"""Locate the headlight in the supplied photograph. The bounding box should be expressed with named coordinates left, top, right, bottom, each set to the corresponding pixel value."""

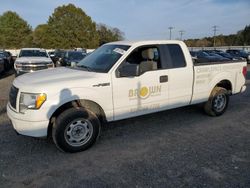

left=248, top=55, right=250, bottom=60
left=14, top=62, right=22, bottom=70
left=19, top=93, right=46, bottom=113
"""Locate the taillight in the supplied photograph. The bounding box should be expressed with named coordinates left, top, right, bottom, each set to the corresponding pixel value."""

left=242, top=66, right=247, bottom=78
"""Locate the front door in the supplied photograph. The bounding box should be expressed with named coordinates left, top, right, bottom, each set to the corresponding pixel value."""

left=111, top=46, right=169, bottom=120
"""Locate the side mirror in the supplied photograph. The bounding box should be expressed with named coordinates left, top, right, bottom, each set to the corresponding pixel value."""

left=118, top=64, right=139, bottom=77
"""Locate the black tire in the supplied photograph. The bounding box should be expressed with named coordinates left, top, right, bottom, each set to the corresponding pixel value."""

left=52, top=107, right=101, bottom=153
left=204, top=87, right=229, bottom=116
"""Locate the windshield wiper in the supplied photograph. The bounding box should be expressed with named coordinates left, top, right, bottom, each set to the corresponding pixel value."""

left=77, top=64, right=92, bottom=71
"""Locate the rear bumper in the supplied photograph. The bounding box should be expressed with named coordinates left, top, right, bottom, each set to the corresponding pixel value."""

left=7, top=103, right=49, bottom=137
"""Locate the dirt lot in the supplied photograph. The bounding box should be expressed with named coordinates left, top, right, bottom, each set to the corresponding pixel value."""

left=0, top=66, right=250, bottom=187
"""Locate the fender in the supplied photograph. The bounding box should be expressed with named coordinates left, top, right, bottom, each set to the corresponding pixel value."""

left=208, top=71, right=234, bottom=95
left=44, top=87, right=113, bottom=122
left=191, top=70, right=234, bottom=105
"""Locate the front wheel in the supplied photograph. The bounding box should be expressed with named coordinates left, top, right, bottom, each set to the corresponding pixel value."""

left=204, top=87, right=229, bottom=116
left=52, top=107, right=101, bottom=153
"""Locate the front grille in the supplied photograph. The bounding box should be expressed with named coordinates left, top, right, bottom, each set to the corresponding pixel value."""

left=16, top=63, right=51, bottom=72
left=9, top=85, right=19, bottom=109
left=21, top=65, right=48, bottom=71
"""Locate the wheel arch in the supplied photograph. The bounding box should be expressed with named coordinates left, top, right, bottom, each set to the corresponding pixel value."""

left=47, top=99, right=107, bottom=137
left=214, top=79, right=232, bottom=94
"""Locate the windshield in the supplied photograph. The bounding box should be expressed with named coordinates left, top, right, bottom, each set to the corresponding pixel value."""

left=67, top=52, right=86, bottom=60
left=55, top=51, right=65, bottom=57
left=77, top=44, right=130, bottom=73
left=19, top=50, right=48, bottom=57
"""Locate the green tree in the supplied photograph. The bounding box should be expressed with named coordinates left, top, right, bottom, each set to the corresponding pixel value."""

left=224, top=35, right=237, bottom=46
left=46, top=4, right=99, bottom=49
left=33, top=24, right=51, bottom=48
left=97, top=24, right=124, bottom=45
left=195, top=38, right=212, bottom=47
left=111, top=27, right=124, bottom=41
left=0, top=11, right=32, bottom=48
left=240, top=25, right=250, bottom=45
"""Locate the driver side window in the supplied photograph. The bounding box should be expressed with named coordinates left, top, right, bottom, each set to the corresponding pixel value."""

left=117, top=46, right=160, bottom=77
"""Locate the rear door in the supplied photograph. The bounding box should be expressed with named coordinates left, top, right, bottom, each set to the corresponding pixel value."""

left=159, top=44, right=193, bottom=108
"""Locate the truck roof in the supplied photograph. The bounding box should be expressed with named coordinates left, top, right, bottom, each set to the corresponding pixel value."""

left=107, top=40, right=184, bottom=46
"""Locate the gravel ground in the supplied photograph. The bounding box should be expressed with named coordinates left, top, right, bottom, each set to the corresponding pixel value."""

left=0, top=66, right=249, bottom=188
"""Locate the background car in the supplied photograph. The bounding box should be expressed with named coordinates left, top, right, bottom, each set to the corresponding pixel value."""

left=226, top=49, right=250, bottom=63
left=201, top=50, right=231, bottom=61
left=190, top=51, right=197, bottom=57
left=50, top=49, right=65, bottom=65
left=191, top=50, right=230, bottom=63
left=48, top=51, right=55, bottom=58
left=0, top=55, right=5, bottom=74
left=14, top=48, right=54, bottom=76
left=57, top=50, right=86, bottom=66
left=211, top=50, right=242, bottom=60
left=0, top=50, right=14, bottom=70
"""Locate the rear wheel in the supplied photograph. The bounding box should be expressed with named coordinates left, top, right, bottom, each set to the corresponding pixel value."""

left=204, top=87, right=229, bottom=116
left=52, top=107, right=101, bottom=153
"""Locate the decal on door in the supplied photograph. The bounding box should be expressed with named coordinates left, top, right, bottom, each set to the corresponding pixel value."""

left=128, top=85, right=161, bottom=100
left=130, top=103, right=161, bottom=113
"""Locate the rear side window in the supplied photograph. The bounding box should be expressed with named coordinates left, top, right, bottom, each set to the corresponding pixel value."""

left=168, top=44, right=186, bottom=68
left=160, top=44, right=186, bottom=69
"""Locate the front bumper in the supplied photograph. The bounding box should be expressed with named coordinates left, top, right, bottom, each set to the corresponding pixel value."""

left=7, top=103, right=49, bottom=137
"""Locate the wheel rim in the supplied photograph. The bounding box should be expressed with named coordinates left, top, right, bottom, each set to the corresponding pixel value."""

left=213, top=93, right=227, bottom=112
left=64, top=118, right=93, bottom=147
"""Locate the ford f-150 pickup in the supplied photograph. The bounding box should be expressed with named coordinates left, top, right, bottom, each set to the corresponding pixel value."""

left=7, top=40, right=247, bottom=152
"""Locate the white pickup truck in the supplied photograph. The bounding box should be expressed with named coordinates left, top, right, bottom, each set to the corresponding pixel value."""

left=7, top=40, right=247, bottom=152
left=14, top=48, right=54, bottom=76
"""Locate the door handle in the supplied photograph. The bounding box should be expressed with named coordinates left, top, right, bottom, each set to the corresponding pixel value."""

left=160, top=75, right=168, bottom=83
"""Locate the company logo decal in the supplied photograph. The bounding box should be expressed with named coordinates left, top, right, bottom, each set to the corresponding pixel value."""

left=129, top=85, right=161, bottom=99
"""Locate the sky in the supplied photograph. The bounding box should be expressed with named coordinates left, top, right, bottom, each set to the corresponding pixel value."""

left=0, top=0, right=249, bottom=40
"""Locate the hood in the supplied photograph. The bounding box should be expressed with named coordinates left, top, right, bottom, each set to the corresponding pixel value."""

left=13, top=67, right=109, bottom=92
left=15, top=57, right=52, bottom=63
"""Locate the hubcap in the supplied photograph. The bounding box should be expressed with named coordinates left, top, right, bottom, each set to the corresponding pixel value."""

left=64, top=118, right=93, bottom=147
left=213, top=94, right=226, bottom=112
